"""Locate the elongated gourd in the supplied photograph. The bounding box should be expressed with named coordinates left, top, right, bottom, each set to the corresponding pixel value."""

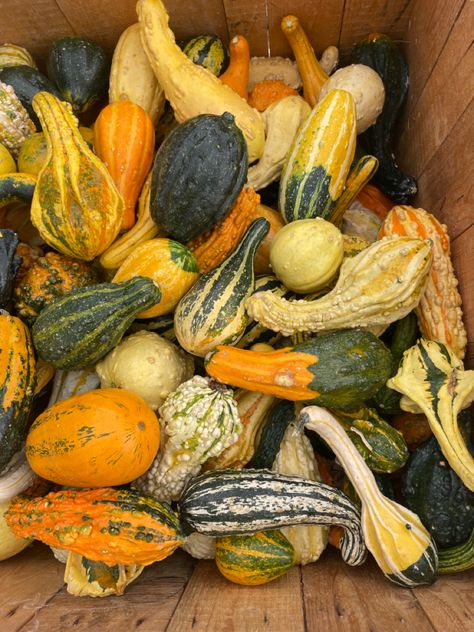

left=30, top=92, right=123, bottom=260
left=245, top=236, right=432, bottom=336
left=298, top=406, right=438, bottom=586
left=388, top=339, right=474, bottom=491
left=179, top=469, right=367, bottom=567
left=206, top=328, right=391, bottom=410
left=94, top=101, right=155, bottom=231
left=329, top=155, right=379, bottom=227
left=109, top=23, right=165, bottom=125
left=137, top=0, right=264, bottom=162
left=175, top=218, right=269, bottom=357
left=279, top=89, right=357, bottom=223
left=220, top=35, right=250, bottom=100
left=379, top=205, right=467, bottom=359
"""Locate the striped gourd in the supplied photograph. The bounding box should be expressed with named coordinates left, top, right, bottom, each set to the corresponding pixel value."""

left=279, top=89, right=356, bottom=223
left=215, top=529, right=295, bottom=585
left=174, top=218, right=269, bottom=357
left=129, top=313, right=176, bottom=341
left=181, top=35, right=229, bottom=76
left=0, top=44, right=37, bottom=69
left=32, top=277, right=161, bottom=370
left=438, top=529, right=474, bottom=575
left=298, top=406, right=438, bottom=586
left=0, top=314, right=36, bottom=474
left=379, top=205, right=467, bottom=359
left=273, top=423, right=329, bottom=565
left=245, top=236, right=432, bottom=336
left=248, top=400, right=295, bottom=469
left=179, top=469, right=367, bottom=567
left=331, top=407, right=408, bottom=473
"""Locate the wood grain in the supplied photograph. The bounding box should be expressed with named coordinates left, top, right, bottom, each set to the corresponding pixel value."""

left=166, top=560, right=306, bottom=632
left=398, top=0, right=474, bottom=180
left=222, top=0, right=269, bottom=56
left=450, top=226, right=474, bottom=369
left=302, top=549, right=435, bottom=632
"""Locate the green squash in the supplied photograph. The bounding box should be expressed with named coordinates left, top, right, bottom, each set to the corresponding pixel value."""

left=247, top=400, right=295, bottom=469
left=438, top=529, right=474, bottom=575
left=180, top=35, right=229, bottom=76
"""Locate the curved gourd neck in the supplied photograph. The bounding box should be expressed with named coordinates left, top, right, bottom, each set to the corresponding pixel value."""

left=230, top=218, right=269, bottom=264
left=33, top=93, right=84, bottom=158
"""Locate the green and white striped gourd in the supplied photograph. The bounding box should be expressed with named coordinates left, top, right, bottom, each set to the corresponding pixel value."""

left=32, top=277, right=161, bottom=370
left=298, top=406, right=438, bottom=586
left=174, top=217, right=269, bottom=357
left=388, top=339, right=474, bottom=491
left=246, top=236, right=432, bottom=336
left=273, top=423, right=329, bottom=565
left=134, top=376, right=242, bottom=502
left=0, top=81, right=35, bottom=156
left=179, top=469, right=367, bottom=567
left=279, top=89, right=356, bottom=223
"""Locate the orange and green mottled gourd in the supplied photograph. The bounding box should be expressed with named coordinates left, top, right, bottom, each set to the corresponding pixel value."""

left=379, top=205, right=467, bottom=359
left=0, top=314, right=36, bottom=473
left=94, top=101, right=155, bottom=231
left=25, top=388, right=160, bottom=487
left=30, top=91, right=124, bottom=261
left=5, top=487, right=184, bottom=566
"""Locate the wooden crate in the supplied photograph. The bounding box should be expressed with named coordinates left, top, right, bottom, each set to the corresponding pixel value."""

left=1, top=1, right=473, bottom=630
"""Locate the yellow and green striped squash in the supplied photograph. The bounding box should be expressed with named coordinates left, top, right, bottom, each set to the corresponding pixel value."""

left=279, top=88, right=357, bottom=223
left=181, top=35, right=229, bottom=76
left=215, top=529, right=295, bottom=585
left=113, top=238, right=199, bottom=318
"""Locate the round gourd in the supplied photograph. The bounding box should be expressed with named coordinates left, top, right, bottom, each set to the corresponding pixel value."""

left=181, top=35, right=229, bottom=76
left=269, top=218, right=344, bottom=292
left=96, top=331, right=194, bottom=411
left=112, top=238, right=199, bottom=318
left=25, top=388, right=160, bottom=488
left=319, top=65, right=385, bottom=134
left=0, top=143, right=16, bottom=174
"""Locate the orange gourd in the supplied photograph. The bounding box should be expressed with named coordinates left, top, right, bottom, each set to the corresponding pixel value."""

left=187, top=188, right=261, bottom=273
left=25, top=388, right=160, bottom=487
left=94, top=101, right=155, bottom=231
left=220, top=35, right=250, bottom=100
left=5, top=487, right=184, bottom=566
left=280, top=15, right=329, bottom=106
left=248, top=80, right=299, bottom=112
left=356, top=183, right=394, bottom=221
left=391, top=412, right=432, bottom=452
left=252, top=204, right=285, bottom=275
left=379, top=205, right=467, bottom=359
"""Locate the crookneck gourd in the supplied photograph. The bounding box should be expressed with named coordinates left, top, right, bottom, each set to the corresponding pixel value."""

left=5, top=487, right=184, bottom=566
left=245, top=236, right=432, bottom=336
left=134, top=376, right=242, bottom=502
left=379, top=205, right=467, bottom=359
left=388, top=339, right=474, bottom=491
left=179, top=469, right=367, bottom=567
left=298, top=406, right=438, bottom=586
left=30, top=91, right=124, bottom=260
left=205, top=328, right=392, bottom=410
left=175, top=217, right=269, bottom=357
left=0, top=314, right=36, bottom=474
left=136, top=0, right=264, bottom=162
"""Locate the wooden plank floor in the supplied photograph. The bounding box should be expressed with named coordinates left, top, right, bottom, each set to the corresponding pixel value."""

left=1, top=543, right=473, bottom=632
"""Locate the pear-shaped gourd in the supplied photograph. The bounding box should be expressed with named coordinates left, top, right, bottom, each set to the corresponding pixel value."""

left=298, top=406, right=438, bottom=587
left=174, top=218, right=269, bottom=357
left=136, top=0, right=264, bottom=162
left=30, top=92, right=124, bottom=261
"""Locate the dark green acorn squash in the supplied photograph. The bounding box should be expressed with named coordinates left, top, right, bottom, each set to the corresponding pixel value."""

left=150, top=112, right=248, bottom=242
left=402, top=433, right=474, bottom=548
left=351, top=33, right=417, bottom=203
left=0, top=65, right=61, bottom=128
left=0, top=229, right=20, bottom=308
left=47, top=37, right=109, bottom=113
left=180, top=35, right=229, bottom=76
left=32, top=277, right=161, bottom=370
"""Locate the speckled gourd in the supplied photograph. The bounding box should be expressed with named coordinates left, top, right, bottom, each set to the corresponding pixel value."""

left=0, top=80, right=35, bottom=156
left=245, top=236, right=432, bottom=336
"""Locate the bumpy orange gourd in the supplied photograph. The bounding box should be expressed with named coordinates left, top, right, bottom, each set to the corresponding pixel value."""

left=5, top=487, right=184, bottom=566
left=26, top=388, right=160, bottom=487
left=187, top=188, right=261, bottom=272
left=379, top=205, right=467, bottom=359
left=220, top=35, right=250, bottom=100
left=280, top=15, right=329, bottom=106
left=94, top=101, right=155, bottom=231
left=248, top=80, right=299, bottom=111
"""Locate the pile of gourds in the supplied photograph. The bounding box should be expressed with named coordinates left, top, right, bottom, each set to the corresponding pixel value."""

left=0, top=0, right=472, bottom=598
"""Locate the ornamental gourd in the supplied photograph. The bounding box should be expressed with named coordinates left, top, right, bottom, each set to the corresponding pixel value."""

left=6, top=487, right=184, bottom=566
left=245, top=236, right=432, bottom=336
left=26, top=388, right=160, bottom=487
left=64, top=552, right=144, bottom=598
left=298, top=406, right=438, bottom=586
left=0, top=229, right=20, bottom=308
left=137, top=0, right=264, bottom=162
left=0, top=80, right=35, bottom=156
left=30, top=91, right=124, bottom=260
